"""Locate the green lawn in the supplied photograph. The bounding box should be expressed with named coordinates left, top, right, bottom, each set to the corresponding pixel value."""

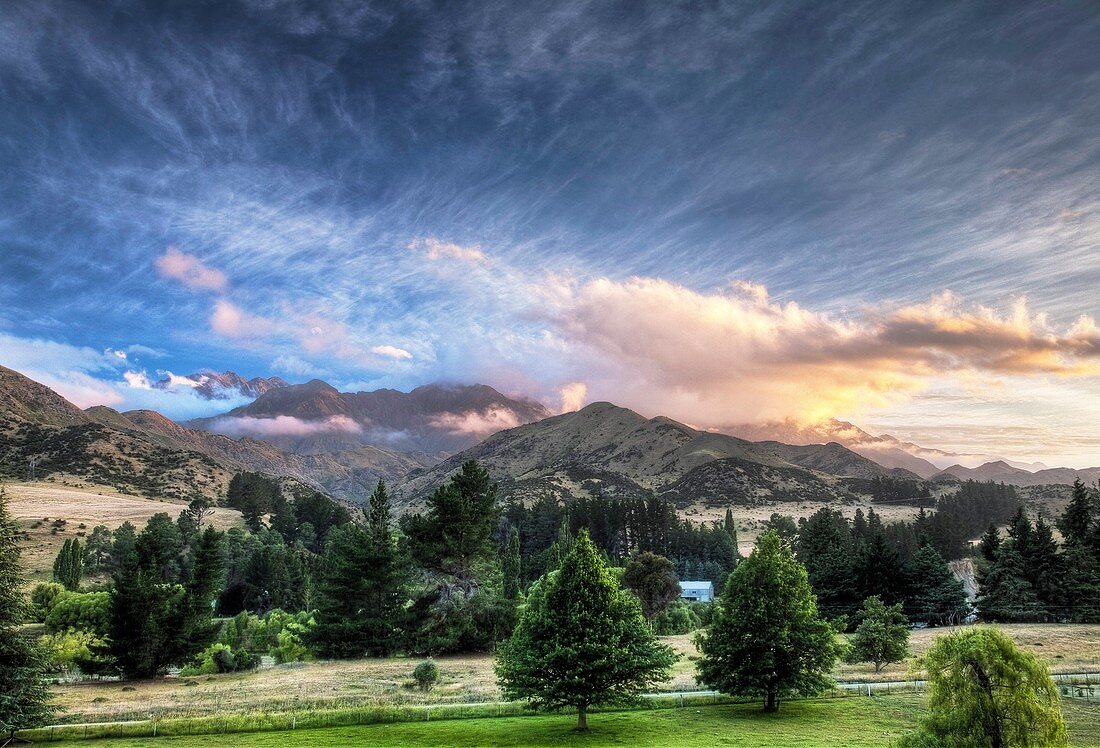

left=42, top=696, right=1100, bottom=748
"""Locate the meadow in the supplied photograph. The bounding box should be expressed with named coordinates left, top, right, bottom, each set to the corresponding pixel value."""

left=47, top=624, right=1100, bottom=724
left=26, top=695, right=1100, bottom=747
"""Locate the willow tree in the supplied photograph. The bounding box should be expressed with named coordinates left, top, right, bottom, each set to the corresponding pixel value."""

left=900, top=627, right=1066, bottom=747
left=496, top=530, right=677, bottom=730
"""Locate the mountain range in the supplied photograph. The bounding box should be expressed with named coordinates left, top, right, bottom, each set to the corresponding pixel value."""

left=2, top=364, right=1097, bottom=510
left=187, top=379, right=551, bottom=455
left=155, top=371, right=288, bottom=400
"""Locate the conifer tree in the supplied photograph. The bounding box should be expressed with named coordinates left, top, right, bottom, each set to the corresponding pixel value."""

left=503, top=527, right=521, bottom=599
left=0, top=488, right=53, bottom=737
left=180, top=527, right=227, bottom=654
left=496, top=530, right=677, bottom=730
left=107, top=551, right=187, bottom=678
left=1059, top=479, right=1094, bottom=548
left=976, top=542, right=1045, bottom=622
left=1024, top=517, right=1061, bottom=608
left=905, top=544, right=968, bottom=626
left=622, top=551, right=680, bottom=621
left=696, top=531, right=842, bottom=711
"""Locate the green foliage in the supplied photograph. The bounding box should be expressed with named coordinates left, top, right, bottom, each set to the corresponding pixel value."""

left=273, top=618, right=313, bottom=663
left=108, top=553, right=189, bottom=678
left=696, top=531, right=842, bottom=712
left=82, top=525, right=114, bottom=574
left=502, top=527, right=521, bottom=599
left=52, top=537, right=83, bottom=590
left=652, top=599, right=701, bottom=635
left=136, top=512, right=184, bottom=583
left=622, top=551, right=680, bottom=621
left=180, top=642, right=258, bottom=675
left=227, top=472, right=282, bottom=532
left=309, top=486, right=403, bottom=659
left=1058, top=479, right=1094, bottom=549
left=905, top=544, right=969, bottom=626
left=0, top=487, right=54, bottom=734
left=900, top=627, right=1067, bottom=747
left=403, top=461, right=501, bottom=584
left=496, top=529, right=678, bottom=730
left=976, top=541, right=1045, bottom=622
left=30, top=582, right=66, bottom=622
left=44, top=590, right=110, bottom=637
left=762, top=513, right=799, bottom=543
left=412, top=659, right=440, bottom=691
left=846, top=596, right=908, bottom=673
left=38, top=629, right=114, bottom=675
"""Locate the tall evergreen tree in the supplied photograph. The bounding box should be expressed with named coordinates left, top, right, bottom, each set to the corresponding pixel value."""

left=496, top=530, right=677, bottom=730
left=180, top=527, right=227, bottom=654
left=978, top=524, right=1001, bottom=564
left=52, top=538, right=83, bottom=590
left=1059, top=542, right=1100, bottom=622
left=976, top=542, right=1045, bottom=622
left=696, top=531, right=842, bottom=711
left=0, top=488, right=53, bottom=738
left=1059, top=479, right=1094, bottom=548
left=853, top=532, right=906, bottom=604
left=1024, top=517, right=1061, bottom=608
left=502, top=527, right=521, bottom=599
left=107, top=551, right=187, bottom=678
left=905, top=544, right=968, bottom=626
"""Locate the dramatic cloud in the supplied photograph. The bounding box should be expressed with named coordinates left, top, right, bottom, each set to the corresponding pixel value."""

left=155, top=247, right=228, bottom=293
left=270, top=354, right=324, bottom=378
left=208, top=415, right=362, bottom=438
left=559, top=382, right=587, bottom=412
left=429, top=407, right=523, bottom=436
left=542, top=277, right=1100, bottom=426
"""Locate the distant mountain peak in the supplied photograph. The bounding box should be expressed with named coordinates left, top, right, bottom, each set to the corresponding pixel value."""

left=154, top=370, right=288, bottom=400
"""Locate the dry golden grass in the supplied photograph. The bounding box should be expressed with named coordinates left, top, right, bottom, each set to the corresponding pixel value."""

left=3, top=481, right=243, bottom=582
left=50, top=624, right=1100, bottom=724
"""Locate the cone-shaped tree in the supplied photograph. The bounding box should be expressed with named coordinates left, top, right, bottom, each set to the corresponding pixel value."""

left=0, top=488, right=54, bottom=738
left=900, top=627, right=1066, bottom=747
left=495, top=530, right=677, bottom=730
left=502, top=527, right=521, bottom=599
left=696, top=530, right=842, bottom=711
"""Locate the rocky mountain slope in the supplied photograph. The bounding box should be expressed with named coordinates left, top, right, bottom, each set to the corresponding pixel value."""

left=934, top=461, right=1100, bottom=487
left=155, top=371, right=287, bottom=400
left=392, top=402, right=921, bottom=509
left=0, top=365, right=424, bottom=502
left=188, top=380, right=551, bottom=455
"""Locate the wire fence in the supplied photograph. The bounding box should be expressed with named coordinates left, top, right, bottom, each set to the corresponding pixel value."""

left=18, top=673, right=1100, bottom=743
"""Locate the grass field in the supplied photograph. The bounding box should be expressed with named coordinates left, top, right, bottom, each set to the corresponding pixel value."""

left=49, top=624, right=1100, bottom=724
left=33, top=695, right=1100, bottom=747
left=5, top=482, right=243, bottom=582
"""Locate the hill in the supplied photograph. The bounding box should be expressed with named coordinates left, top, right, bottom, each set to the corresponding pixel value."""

left=392, top=402, right=918, bottom=509
left=188, top=380, right=552, bottom=456
left=0, top=365, right=423, bottom=502
left=935, top=461, right=1100, bottom=487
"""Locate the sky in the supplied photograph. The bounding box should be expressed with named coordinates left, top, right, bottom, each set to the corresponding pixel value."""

left=1, top=0, right=1099, bottom=465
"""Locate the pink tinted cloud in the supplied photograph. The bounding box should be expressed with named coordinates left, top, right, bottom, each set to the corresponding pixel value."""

left=209, top=415, right=363, bottom=438
left=409, top=238, right=488, bottom=264
left=155, top=247, right=228, bottom=293
left=430, top=407, right=523, bottom=436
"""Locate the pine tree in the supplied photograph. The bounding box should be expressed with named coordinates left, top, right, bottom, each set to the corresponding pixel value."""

left=310, top=484, right=402, bottom=658
left=724, top=508, right=737, bottom=548
left=905, top=544, right=968, bottom=626
left=848, top=596, right=909, bottom=673
left=1025, top=517, right=1061, bottom=608
left=978, top=524, right=1001, bottom=563
left=1059, top=479, right=1094, bottom=548
left=503, top=527, right=521, bottom=599
left=696, top=531, right=842, bottom=711
left=108, top=551, right=187, bottom=678
left=976, top=542, right=1045, bottom=622
left=853, top=532, right=906, bottom=604
left=496, top=530, right=677, bottom=730
left=0, top=488, right=54, bottom=737
left=180, top=527, right=227, bottom=654
left=1060, top=542, right=1100, bottom=622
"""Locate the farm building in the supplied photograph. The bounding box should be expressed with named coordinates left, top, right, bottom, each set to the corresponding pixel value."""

left=679, top=580, right=713, bottom=603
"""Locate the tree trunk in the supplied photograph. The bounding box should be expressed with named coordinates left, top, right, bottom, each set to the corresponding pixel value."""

left=764, top=687, right=778, bottom=712
left=576, top=705, right=588, bottom=731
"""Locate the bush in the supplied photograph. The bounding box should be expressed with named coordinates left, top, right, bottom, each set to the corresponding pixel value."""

left=30, top=582, right=66, bottom=622
left=181, top=643, right=258, bottom=676
left=39, top=629, right=114, bottom=675
left=273, top=620, right=314, bottom=664
left=413, top=659, right=439, bottom=691
left=44, top=591, right=111, bottom=637
left=653, top=600, right=702, bottom=635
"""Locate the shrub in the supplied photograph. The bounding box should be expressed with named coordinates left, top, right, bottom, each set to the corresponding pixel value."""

left=413, top=659, right=440, bottom=691
left=273, top=620, right=314, bottom=664
left=45, top=591, right=110, bottom=637
left=180, top=643, right=258, bottom=675
left=653, top=600, right=701, bottom=635
left=38, top=629, right=114, bottom=675
left=30, top=582, right=66, bottom=622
